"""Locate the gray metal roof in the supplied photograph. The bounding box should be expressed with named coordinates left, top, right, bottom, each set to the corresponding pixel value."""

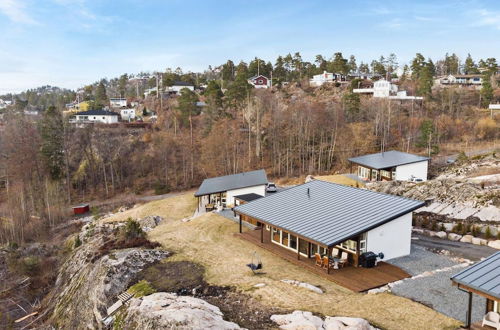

left=451, top=252, right=500, bottom=299
left=348, top=150, right=429, bottom=169
left=234, top=180, right=424, bottom=247
left=194, top=170, right=268, bottom=197
left=234, top=193, right=264, bottom=203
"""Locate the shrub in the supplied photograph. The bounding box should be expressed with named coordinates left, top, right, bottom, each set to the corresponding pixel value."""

left=456, top=151, right=468, bottom=163
left=122, top=218, right=145, bottom=240
left=452, top=222, right=463, bottom=234
left=440, top=223, right=446, bottom=232
left=74, top=235, right=82, bottom=248
left=472, top=225, right=480, bottom=237
left=431, top=221, right=437, bottom=231
left=153, top=182, right=170, bottom=195
left=127, top=280, right=156, bottom=298
left=91, top=206, right=101, bottom=220
left=485, top=226, right=492, bottom=239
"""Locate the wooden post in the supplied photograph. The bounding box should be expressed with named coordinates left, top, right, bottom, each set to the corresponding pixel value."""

left=356, top=235, right=361, bottom=267
left=297, top=237, right=300, bottom=260
left=260, top=223, right=264, bottom=243
left=466, top=291, right=473, bottom=328
left=197, top=197, right=199, bottom=212
left=327, top=246, right=331, bottom=274
left=239, top=215, right=242, bottom=234
left=307, top=242, right=311, bottom=258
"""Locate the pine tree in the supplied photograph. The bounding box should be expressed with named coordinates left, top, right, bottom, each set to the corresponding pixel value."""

left=463, top=54, right=478, bottom=74
left=411, top=53, right=426, bottom=79
left=95, top=80, right=108, bottom=109
left=39, top=106, right=65, bottom=180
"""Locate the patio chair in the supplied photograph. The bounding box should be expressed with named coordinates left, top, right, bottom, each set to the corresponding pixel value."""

left=482, top=311, right=500, bottom=330
left=332, top=248, right=339, bottom=258
left=338, top=252, right=348, bottom=268
left=322, top=256, right=334, bottom=269
left=314, top=253, right=322, bottom=267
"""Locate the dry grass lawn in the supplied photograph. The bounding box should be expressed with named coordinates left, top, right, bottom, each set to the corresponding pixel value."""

left=135, top=192, right=461, bottom=330
left=315, top=174, right=365, bottom=187
left=99, top=192, right=458, bottom=329
left=102, top=192, right=198, bottom=223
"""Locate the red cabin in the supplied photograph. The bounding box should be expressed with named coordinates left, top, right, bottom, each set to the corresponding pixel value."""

left=73, top=203, right=90, bottom=215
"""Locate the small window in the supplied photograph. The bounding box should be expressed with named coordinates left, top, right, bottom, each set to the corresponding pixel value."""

left=266, top=225, right=270, bottom=231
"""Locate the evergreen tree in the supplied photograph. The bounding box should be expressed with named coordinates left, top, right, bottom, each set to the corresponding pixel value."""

left=118, top=74, right=128, bottom=97
left=221, top=60, right=235, bottom=81
left=481, top=73, right=494, bottom=107
left=95, top=80, right=108, bottom=109
left=347, top=55, right=357, bottom=73
left=39, top=106, right=65, bottom=180
left=417, top=63, right=434, bottom=96
left=358, top=62, right=370, bottom=74
left=329, top=52, right=349, bottom=75
left=274, top=56, right=287, bottom=82
left=463, top=54, right=478, bottom=74
left=411, top=53, right=426, bottom=79
left=176, top=88, right=199, bottom=127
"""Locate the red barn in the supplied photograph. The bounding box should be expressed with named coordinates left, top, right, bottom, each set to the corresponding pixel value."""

left=73, top=203, right=90, bottom=215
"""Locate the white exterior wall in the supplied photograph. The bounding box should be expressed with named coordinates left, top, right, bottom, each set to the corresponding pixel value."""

left=110, top=99, right=127, bottom=107
left=120, top=109, right=136, bottom=121
left=171, top=85, right=195, bottom=93
left=395, top=161, right=428, bottom=181
left=366, top=212, right=412, bottom=261
left=76, top=115, right=119, bottom=124
left=226, top=185, right=266, bottom=208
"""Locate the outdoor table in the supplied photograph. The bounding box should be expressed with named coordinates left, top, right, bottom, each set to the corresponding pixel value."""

left=330, top=257, right=340, bottom=269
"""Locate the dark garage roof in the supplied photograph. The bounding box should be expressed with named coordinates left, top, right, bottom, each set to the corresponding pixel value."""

left=348, top=150, right=429, bottom=169
left=234, top=193, right=264, bottom=203
left=195, top=170, right=268, bottom=197
left=234, top=180, right=424, bottom=247
left=451, top=251, right=500, bottom=299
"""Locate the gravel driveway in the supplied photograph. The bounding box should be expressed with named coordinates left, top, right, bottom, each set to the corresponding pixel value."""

left=387, top=242, right=491, bottom=324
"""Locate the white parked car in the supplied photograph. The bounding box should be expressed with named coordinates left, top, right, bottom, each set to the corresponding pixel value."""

left=266, top=183, right=277, bottom=193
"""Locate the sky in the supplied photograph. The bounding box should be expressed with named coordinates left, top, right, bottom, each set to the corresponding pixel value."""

left=0, top=0, right=499, bottom=94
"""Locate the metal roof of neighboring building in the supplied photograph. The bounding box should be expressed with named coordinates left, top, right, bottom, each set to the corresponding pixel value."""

left=76, top=109, right=119, bottom=116
left=194, top=169, right=268, bottom=197
left=451, top=252, right=500, bottom=299
left=234, top=180, right=424, bottom=247
left=234, top=193, right=264, bottom=203
left=348, top=150, right=430, bottom=169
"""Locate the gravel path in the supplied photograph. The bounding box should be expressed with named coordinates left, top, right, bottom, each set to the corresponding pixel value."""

left=389, top=244, right=459, bottom=276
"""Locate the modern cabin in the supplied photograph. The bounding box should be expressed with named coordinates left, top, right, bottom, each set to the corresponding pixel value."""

left=194, top=169, right=268, bottom=210
left=349, top=150, right=429, bottom=182
left=234, top=180, right=424, bottom=272
left=248, top=75, right=271, bottom=89
left=451, top=252, right=500, bottom=329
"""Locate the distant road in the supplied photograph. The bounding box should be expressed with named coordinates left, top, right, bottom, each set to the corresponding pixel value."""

left=432, top=146, right=499, bottom=165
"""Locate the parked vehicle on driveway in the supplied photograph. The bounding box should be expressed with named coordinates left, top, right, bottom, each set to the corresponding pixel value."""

left=266, top=182, right=277, bottom=193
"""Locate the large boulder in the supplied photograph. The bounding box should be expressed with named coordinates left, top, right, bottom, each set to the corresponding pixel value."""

left=281, top=279, right=323, bottom=294
left=460, top=235, right=474, bottom=243
left=471, top=237, right=488, bottom=246
left=271, top=311, right=324, bottom=330
left=435, top=231, right=447, bottom=239
left=138, top=215, right=164, bottom=231
left=448, top=233, right=462, bottom=241
left=487, top=240, right=500, bottom=250
left=327, top=316, right=376, bottom=330
left=122, top=293, right=242, bottom=329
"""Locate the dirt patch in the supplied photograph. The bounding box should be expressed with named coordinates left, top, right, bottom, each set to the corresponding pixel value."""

left=137, top=260, right=286, bottom=329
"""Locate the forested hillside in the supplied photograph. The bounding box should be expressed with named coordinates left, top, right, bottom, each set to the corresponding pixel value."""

left=0, top=52, right=499, bottom=244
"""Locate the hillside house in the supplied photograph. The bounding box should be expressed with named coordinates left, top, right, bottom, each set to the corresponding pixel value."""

left=436, top=74, right=483, bottom=87
left=194, top=169, right=268, bottom=210
left=353, top=79, right=423, bottom=100
left=109, top=98, right=128, bottom=108
left=73, top=110, right=119, bottom=124
left=310, top=71, right=347, bottom=87
left=349, top=150, right=429, bottom=182
left=234, top=180, right=424, bottom=272
left=120, top=109, right=136, bottom=121
left=166, top=82, right=195, bottom=94
left=248, top=75, right=271, bottom=89
left=451, top=252, right=500, bottom=329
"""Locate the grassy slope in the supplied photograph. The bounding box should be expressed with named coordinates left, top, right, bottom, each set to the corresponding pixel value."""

left=104, top=192, right=459, bottom=330
left=314, top=174, right=365, bottom=187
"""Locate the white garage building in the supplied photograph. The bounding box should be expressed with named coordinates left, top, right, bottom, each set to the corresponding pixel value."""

left=74, top=110, right=119, bottom=124
left=349, top=150, right=430, bottom=182
left=195, top=169, right=268, bottom=210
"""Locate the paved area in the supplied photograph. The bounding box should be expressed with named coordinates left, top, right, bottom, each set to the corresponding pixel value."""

left=412, top=233, right=496, bottom=261
left=387, top=239, right=495, bottom=325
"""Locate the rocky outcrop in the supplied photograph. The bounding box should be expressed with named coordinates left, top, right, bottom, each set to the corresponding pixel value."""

left=270, top=311, right=378, bottom=330
left=137, top=215, right=164, bottom=231
left=48, top=223, right=169, bottom=329
left=121, top=292, right=243, bottom=329
left=281, top=279, right=324, bottom=294
left=488, top=240, right=500, bottom=250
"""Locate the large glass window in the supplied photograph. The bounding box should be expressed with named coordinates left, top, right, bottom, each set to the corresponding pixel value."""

left=289, top=234, right=297, bottom=249
left=281, top=231, right=289, bottom=247
left=272, top=228, right=280, bottom=242
left=299, top=239, right=308, bottom=255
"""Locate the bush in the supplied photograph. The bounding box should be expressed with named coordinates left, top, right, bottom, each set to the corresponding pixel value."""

left=91, top=206, right=101, bottom=220
left=74, top=235, right=82, bottom=248
left=15, top=256, right=40, bottom=276
left=485, top=226, right=492, bottom=239
left=153, top=182, right=170, bottom=195
left=456, top=151, right=468, bottom=163
left=122, top=218, right=145, bottom=240
left=439, top=223, right=446, bottom=232
left=452, top=222, right=463, bottom=234
left=127, top=280, right=156, bottom=297
left=472, top=225, right=480, bottom=237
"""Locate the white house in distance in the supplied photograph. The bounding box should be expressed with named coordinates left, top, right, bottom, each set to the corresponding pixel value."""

left=436, top=74, right=483, bottom=87
left=73, top=110, right=119, bottom=124
left=120, top=108, right=136, bottom=121
left=194, top=169, right=268, bottom=210
left=235, top=180, right=424, bottom=265
left=109, top=98, right=128, bottom=108
left=349, top=150, right=430, bottom=182
left=166, top=81, right=195, bottom=94
left=309, top=71, right=347, bottom=87
left=353, top=79, right=423, bottom=100
left=248, top=75, right=271, bottom=89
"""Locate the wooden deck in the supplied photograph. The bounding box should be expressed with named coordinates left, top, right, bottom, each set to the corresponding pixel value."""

left=469, top=322, right=495, bottom=330
left=238, top=228, right=410, bottom=293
